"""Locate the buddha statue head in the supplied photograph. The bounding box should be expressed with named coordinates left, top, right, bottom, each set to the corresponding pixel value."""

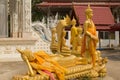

left=17, top=49, right=35, bottom=61
left=71, top=17, right=76, bottom=26
left=85, top=4, right=93, bottom=19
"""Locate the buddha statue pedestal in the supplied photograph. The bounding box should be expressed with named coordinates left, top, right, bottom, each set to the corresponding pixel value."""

left=13, top=62, right=107, bottom=80
left=61, top=48, right=71, bottom=53
left=13, top=75, right=49, bottom=80
left=50, top=44, right=58, bottom=53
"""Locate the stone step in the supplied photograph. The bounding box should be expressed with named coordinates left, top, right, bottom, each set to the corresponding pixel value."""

left=0, top=54, right=22, bottom=62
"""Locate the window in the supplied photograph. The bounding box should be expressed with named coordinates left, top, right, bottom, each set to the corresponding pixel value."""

left=99, top=31, right=109, bottom=39
left=105, top=31, right=109, bottom=39
left=111, top=31, right=115, bottom=39
left=99, top=31, right=103, bottom=39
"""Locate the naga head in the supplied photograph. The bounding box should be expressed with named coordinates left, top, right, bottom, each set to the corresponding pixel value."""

left=64, top=14, right=71, bottom=26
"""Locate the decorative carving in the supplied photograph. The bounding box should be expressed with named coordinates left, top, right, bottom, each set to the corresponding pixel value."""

left=24, top=0, right=31, bottom=32
left=32, top=21, right=52, bottom=42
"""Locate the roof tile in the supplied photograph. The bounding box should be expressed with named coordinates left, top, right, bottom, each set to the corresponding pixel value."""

left=74, top=6, right=115, bottom=25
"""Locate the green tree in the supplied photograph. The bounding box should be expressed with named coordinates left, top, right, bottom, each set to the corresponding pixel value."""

left=32, top=0, right=43, bottom=21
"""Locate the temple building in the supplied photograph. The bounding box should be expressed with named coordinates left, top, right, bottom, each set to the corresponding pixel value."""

left=37, top=0, right=120, bottom=48
left=0, top=0, right=51, bottom=61
left=0, top=0, right=120, bottom=62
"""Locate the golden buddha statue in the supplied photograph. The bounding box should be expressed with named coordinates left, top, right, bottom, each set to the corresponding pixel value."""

left=61, top=30, right=71, bottom=53
left=50, top=28, right=58, bottom=52
left=70, top=17, right=79, bottom=53
left=16, top=49, right=67, bottom=80
left=75, top=27, right=83, bottom=54
left=81, top=4, right=99, bottom=68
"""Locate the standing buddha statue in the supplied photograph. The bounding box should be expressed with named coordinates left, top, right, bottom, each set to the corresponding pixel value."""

left=81, top=4, right=99, bottom=68
left=70, top=17, right=78, bottom=53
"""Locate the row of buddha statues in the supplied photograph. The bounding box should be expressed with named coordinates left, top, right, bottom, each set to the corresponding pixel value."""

left=50, top=16, right=82, bottom=54
left=50, top=4, right=99, bottom=68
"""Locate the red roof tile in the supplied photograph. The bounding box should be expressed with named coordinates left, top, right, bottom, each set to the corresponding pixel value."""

left=111, top=23, right=120, bottom=31
left=74, top=6, right=115, bottom=25
left=96, top=26, right=111, bottom=31
left=37, top=2, right=120, bottom=7
left=37, top=2, right=72, bottom=7
left=43, top=0, right=120, bottom=2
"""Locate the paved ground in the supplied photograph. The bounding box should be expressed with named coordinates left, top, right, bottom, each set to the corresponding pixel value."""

left=0, top=49, right=120, bottom=80
left=101, top=49, right=120, bottom=80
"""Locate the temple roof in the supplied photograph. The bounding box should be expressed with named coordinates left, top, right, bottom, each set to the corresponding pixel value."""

left=37, top=1, right=116, bottom=31
left=111, top=22, right=120, bottom=31
left=73, top=6, right=115, bottom=31
left=74, top=6, right=114, bottom=25
left=42, top=0, right=120, bottom=2
left=37, top=2, right=120, bottom=7
left=96, top=26, right=111, bottom=31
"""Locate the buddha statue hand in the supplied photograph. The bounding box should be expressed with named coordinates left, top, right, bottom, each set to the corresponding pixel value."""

left=86, top=31, right=98, bottom=42
left=86, top=31, right=92, bottom=37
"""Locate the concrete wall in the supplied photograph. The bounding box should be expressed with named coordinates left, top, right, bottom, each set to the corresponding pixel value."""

left=99, top=31, right=119, bottom=47
left=66, top=31, right=119, bottom=48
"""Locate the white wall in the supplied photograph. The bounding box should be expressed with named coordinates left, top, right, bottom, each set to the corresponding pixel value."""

left=66, top=31, right=119, bottom=48
left=98, top=31, right=119, bottom=47
left=66, top=31, right=71, bottom=47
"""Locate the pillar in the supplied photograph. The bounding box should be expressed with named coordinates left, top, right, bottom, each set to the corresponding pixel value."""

left=17, top=0, right=32, bottom=38
left=9, top=0, right=19, bottom=37
left=116, top=7, right=120, bottom=46
left=109, top=32, right=111, bottom=48
left=0, top=0, right=8, bottom=37
left=18, top=0, right=23, bottom=37
left=22, top=0, right=32, bottom=38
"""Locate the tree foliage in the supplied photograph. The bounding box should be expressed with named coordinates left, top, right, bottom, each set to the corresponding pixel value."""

left=32, top=0, right=43, bottom=21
